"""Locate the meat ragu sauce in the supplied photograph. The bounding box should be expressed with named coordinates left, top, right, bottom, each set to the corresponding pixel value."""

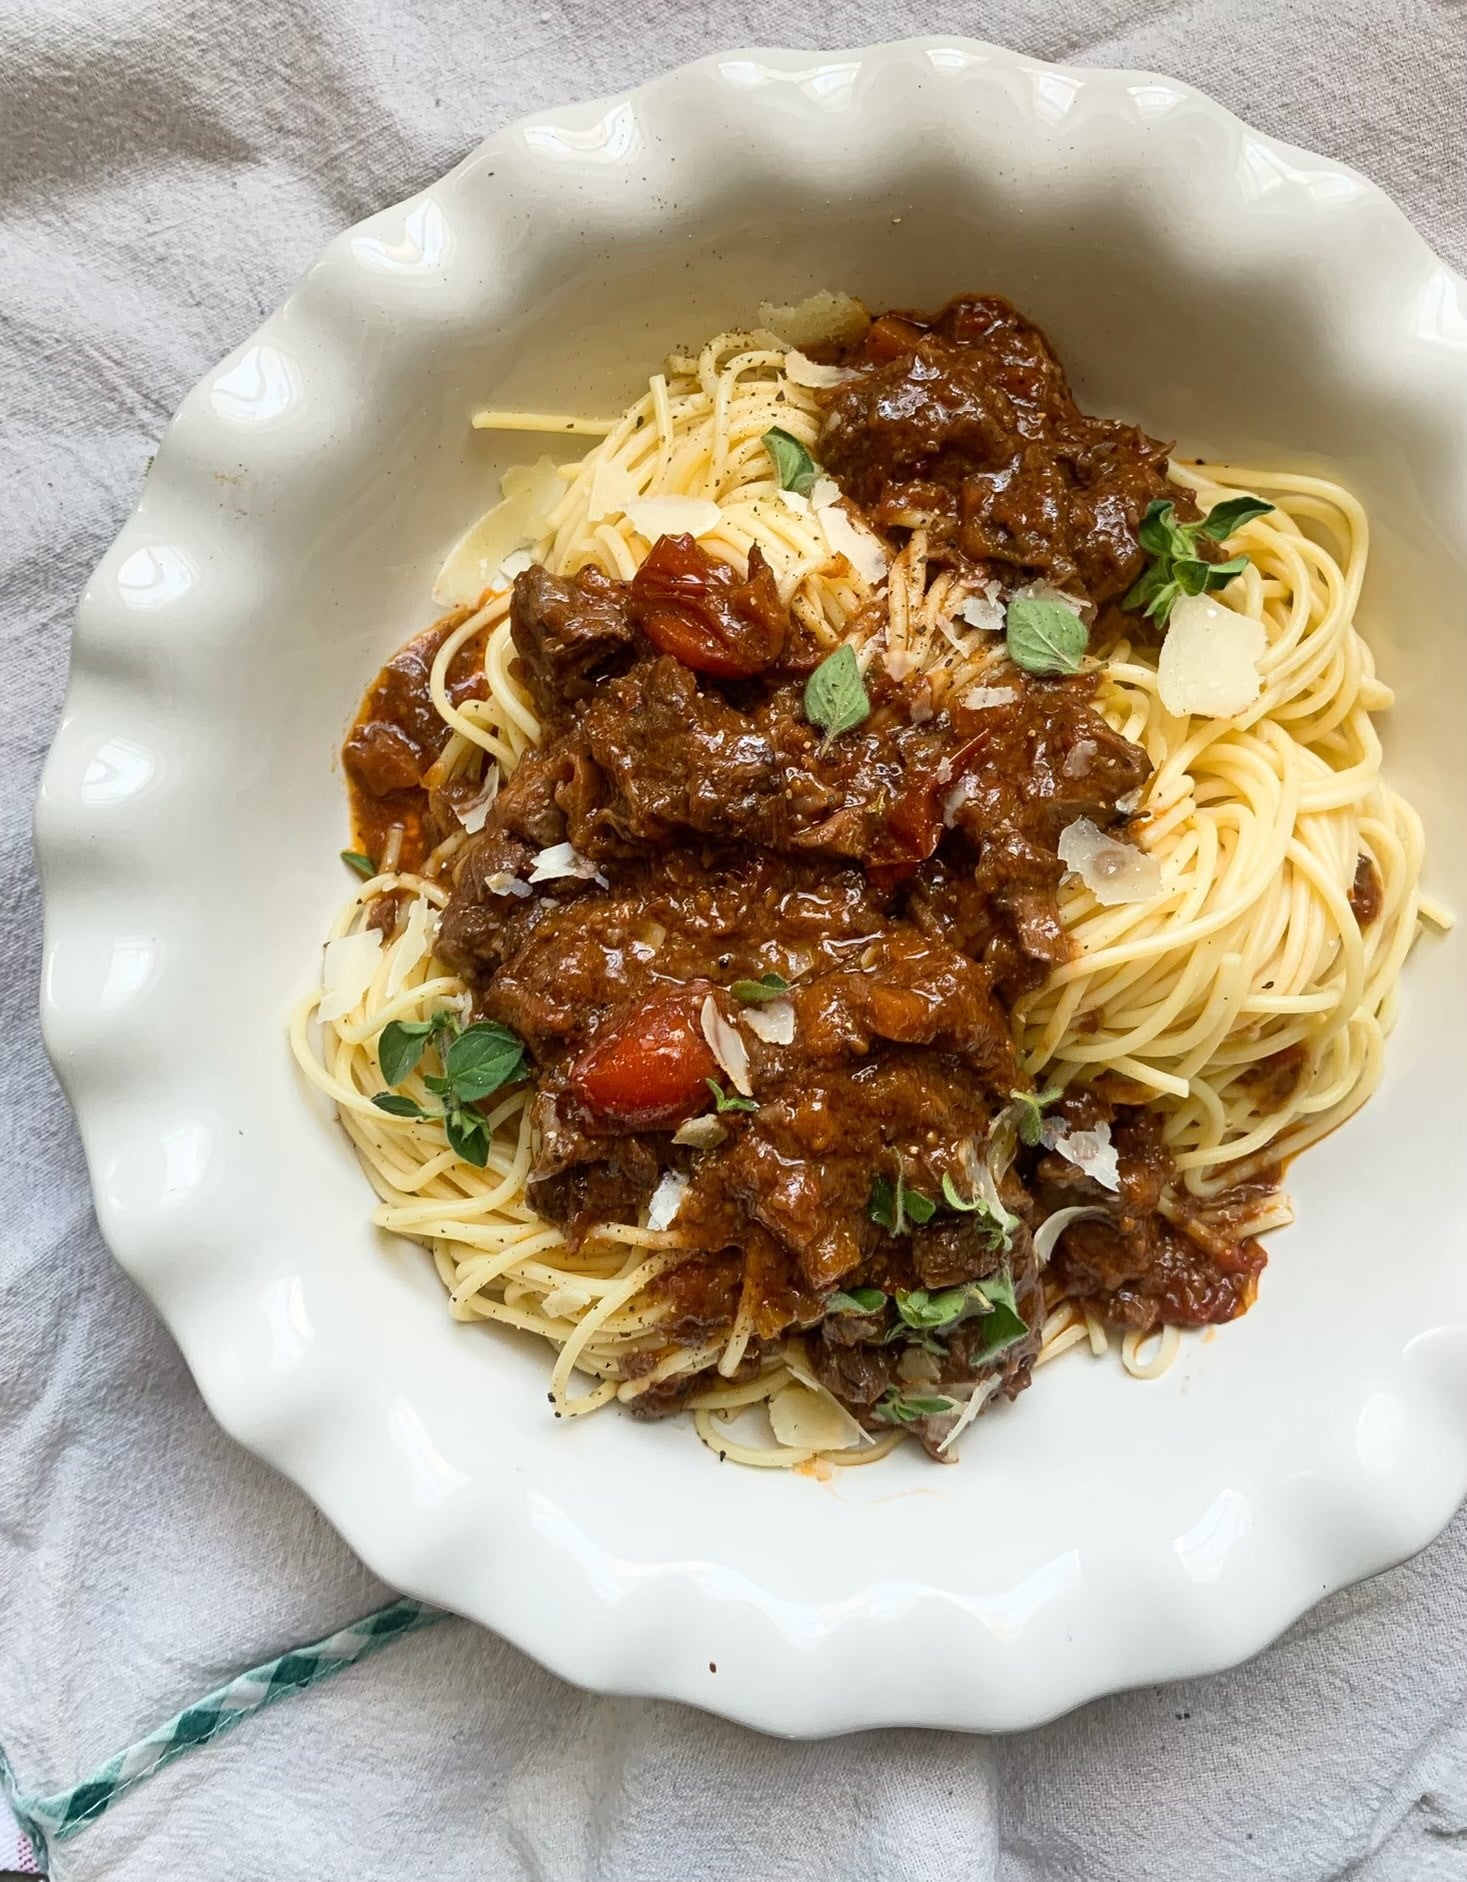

left=344, top=294, right=1273, bottom=1456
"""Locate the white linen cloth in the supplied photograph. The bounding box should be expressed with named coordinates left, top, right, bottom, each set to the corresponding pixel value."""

left=3, top=1, right=1467, bottom=1876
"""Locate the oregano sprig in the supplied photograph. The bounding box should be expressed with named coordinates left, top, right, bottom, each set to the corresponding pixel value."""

left=371, top=1012, right=525, bottom=1167
left=1123, top=495, right=1274, bottom=625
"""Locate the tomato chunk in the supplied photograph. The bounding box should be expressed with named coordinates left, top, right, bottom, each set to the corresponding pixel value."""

left=628, top=535, right=786, bottom=678
left=569, top=984, right=719, bottom=1128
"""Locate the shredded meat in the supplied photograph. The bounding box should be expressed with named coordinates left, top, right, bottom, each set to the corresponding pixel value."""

left=342, top=293, right=1283, bottom=1453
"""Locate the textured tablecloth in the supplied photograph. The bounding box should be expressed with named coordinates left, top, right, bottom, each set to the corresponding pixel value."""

left=4, top=1, right=1467, bottom=1876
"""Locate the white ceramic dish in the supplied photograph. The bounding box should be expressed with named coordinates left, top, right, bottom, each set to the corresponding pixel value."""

left=37, top=37, right=1467, bottom=1735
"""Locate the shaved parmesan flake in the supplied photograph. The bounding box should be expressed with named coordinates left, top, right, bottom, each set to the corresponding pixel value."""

left=942, top=773, right=981, bottom=827
left=956, top=589, right=1005, bottom=633
left=1033, top=1206, right=1109, bottom=1268
left=586, top=459, right=641, bottom=523
left=540, top=1283, right=592, bottom=1321
left=783, top=349, right=854, bottom=390
left=646, top=1170, right=689, bottom=1232
left=1012, top=576, right=1094, bottom=623
left=935, top=1375, right=1000, bottom=1456
left=810, top=477, right=888, bottom=587
left=768, top=1381, right=869, bottom=1452
left=318, top=931, right=382, bottom=1022
left=456, top=771, right=500, bottom=835
left=961, top=684, right=1017, bottom=710
left=672, top=1115, right=728, bottom=1150
left=624, top=495, right=721, bottom=541
left=1040, top=1119, right=1121, bottom=1193
left=700, top=994, right=753, bottom=1097
left=1158, top=593, right=1267, bottom=719
left=384, top=895, right=437, bottom=998
left=484, top=870, right=531, bottom=898
left=496, top=548, right=534, bottom=584
left=777, top=488, right=811, bottom=516
left=779, top=1354, right=874, bottom=1448
left=432, top=456, right=560, bottom=606
left=527, top=843, right=607, bottom=887
left=1057, top=817, right=1161, bottom=906
left=883, top=647, right=917, bottom=681
left=742, top=998, right=795, bottom=1046
left=1115, top=787, right=1144, bottom=816
left=758, top=291, right=869, bottom=349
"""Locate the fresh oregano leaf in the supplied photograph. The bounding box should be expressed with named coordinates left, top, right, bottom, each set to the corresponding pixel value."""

left=874, top=1388, right=957, bottom=1426
left=730, top=972, right=790, bottom=1004
left=1124, top=494, right=1274, bottom=624
left=443, top=1021, right=525, bottom=1102
left=803, top=643, right=870, bottom=747
left=371, top=1093, right=431, bottom=1119
left=706, top=1078, right=758, bottom=1114
left=341, top=849, right=377, bottom=878
left=1197, top=495, right=1274, bottom=542
left=762, top=426, right=819, bottom=497
left=377, top=1019, right=435, bottom=1088
left=1004, top=597, right=1088, bottom=677
left=1009, top=1085, right=1062, bottom=1148
left=826, top=1287, right=887, bottom=1316
left=895, top=1285, right=972, bottom=1331
left=443, top=1106, right=491, bottom=1167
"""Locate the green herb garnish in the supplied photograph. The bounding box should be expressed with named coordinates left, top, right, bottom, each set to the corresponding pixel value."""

left=1009, top=1085, right=1062, bottom=1148
left=1004, top=597, right=1089, bottom=677
left=706, top=1079, right=758, bottom=1114
left=974, top=1266, right=1029, bottom=1356
left=370, top=1013, right=525, bottom=1168
left=341, top=849, right=377, bottom=878
left=1123, top=495, right=1274, bottom=625
left=939, top=1172, right=1017, bottom=1252
left=894, top=1286, right=974, bottom=1332
left=730, top=972, right=790, bottom=1004
left=762, top=426, right=819, bottom=497
left=869, top=1168, right=937, bottom=1235
left=442, top=1021, right=526, bottom=1101
left=826, top=1286, right=886, bottom=1316
left=804, top=643, right=870, bottom=749
left=874, top=1388, right=957, bottom=1426
left=377, top=1010, right=458, bottom=1087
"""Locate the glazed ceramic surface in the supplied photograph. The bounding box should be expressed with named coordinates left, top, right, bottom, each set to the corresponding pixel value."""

left=38, top=37, right=1467, bottom=1733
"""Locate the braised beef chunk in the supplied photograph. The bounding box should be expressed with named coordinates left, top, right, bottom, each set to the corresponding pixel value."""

left=1030, top=1095, right=1268, bottom=1330
left=343, top=292, right=1281, bottom=1454
left=511, top=563, right=638, bottom=725
left=343, top=614, right=489, bottom=867
left=821, top=294, right=1178, bottom=604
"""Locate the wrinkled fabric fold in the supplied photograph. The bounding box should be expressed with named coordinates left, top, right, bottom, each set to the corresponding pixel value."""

left=2, top=1, right=1466, bottom=1877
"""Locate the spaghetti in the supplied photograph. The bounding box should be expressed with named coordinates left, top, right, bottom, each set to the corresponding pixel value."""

left=292, top=305, right=1441, bottom=1469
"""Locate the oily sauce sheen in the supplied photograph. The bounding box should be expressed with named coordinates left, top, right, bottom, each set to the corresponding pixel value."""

left=342, top=295, right=1318, bottom=1452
